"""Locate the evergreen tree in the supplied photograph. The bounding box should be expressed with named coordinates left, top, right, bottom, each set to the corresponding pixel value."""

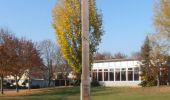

left=140, top=36, right=157, bottom=86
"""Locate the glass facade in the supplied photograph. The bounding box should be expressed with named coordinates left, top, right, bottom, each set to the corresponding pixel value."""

left=104, top=69, right=108, bottom=81
left=92, top=69, right=97, bottom=81
left=121, top=68, right=126, bottom=81
left=92, top=67, right=140, bottom=82
left=115, top=68, right=120, bottom=81
left=128, top=68, right=133, bottom=81
left=98, top=69, right=102, bottom=81
left=109, top=69, right=114, bottom=81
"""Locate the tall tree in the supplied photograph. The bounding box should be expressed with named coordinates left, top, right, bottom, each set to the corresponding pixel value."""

left=154, top=0, right=170, bottom=38
left=0, top=28, right=42, bottom=92
left=55, top=49, right=70, bottom=86
left=38, top=40, right=61, bottom=87
left=52, top=0, right=103, bottom=79
left=154, top=0, right=170, bottom=55
left=9, top=38, right=27, bottom=92
left=0, top=28, right=14, bottom=94
left=140, top=36, right=157, bottom=87
left=23, top=40, right=43, bottom=90
left=154, top=0, right=170, bottom=85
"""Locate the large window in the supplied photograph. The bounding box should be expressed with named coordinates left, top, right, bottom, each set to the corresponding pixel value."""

left=109, top=69, right=114, bottom=81
left=134, top=67, right=139, bottom=81
left=98, top=69, right=103, bottom=81
left=115, top=68, right=120, bottom=81
left=128, top=68, right=133, bottom=81
left=92, top=69, right=97, bottom=81
left=104, top=69, right=108, bottom=81
left=121, top=68, right=126, bottom=81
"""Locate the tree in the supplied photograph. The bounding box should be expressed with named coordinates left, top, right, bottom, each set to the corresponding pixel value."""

left=131, top=52, right=141, bottom=59
left=0, top=46, right=5, bottom=94
left=0, top=28, right=14, bottom=94
left=55, top=49, right=70, bottom=86
left=0, top=29, right=25, bottom=93
left=23, top=40, right=43, bottom=90
left=94, top=52, right=113, bottom=60
left=154, top=0, right=170, bottom=57
left=9, top=38, right=27, bottom=92
left=52, top=0, right=103, bottom=79
left=154, top=0, right=170, bottom=40
left=0, top=28, right=42, bottom=92
left=150, top=34, right=169, bottom=86
left=37, top=40, right=61, bottom=87
left=153, top=0, right=170, bottom=85
left=140, top=36, right=157, bottom=87
left=113, top=52, right=127, bottom=59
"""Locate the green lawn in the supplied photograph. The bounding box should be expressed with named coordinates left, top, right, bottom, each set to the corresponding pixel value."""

left=1, top=86, right=170, bottom=100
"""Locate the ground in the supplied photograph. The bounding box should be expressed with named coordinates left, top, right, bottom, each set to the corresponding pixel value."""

left=1, top=86, right=170, bottom=100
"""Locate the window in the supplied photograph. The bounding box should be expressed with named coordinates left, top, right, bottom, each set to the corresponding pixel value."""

left=121, top=68, right=126, bottom=81
left=92, top=70, right=97, bottom=81
left=98, top=69, right=102, bottom=81
left=134, top=67, right=139, bottom=81
left=104, top=72, right=108, bottom=81
left=128, top=68, right=133, bottom=70
left=115, top=68, right=120, bottom=81
left=128, top=68, right=133, bottom=81
left=104, top=69, right=108, bottom=81
left=109, top=69, right=114, bottom=81
left=104, top=69, right=108, bottom=71
left=93, top=69, right=97, bottom=71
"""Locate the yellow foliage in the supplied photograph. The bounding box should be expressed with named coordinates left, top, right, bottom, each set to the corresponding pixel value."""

left=52, top=0, right=103, bottom=75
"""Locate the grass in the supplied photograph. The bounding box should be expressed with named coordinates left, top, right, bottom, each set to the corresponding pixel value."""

left=1, top=86, right=170, bottom=100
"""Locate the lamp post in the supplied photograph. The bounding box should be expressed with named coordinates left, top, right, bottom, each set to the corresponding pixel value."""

left=81, top=0, right=90, bottom=100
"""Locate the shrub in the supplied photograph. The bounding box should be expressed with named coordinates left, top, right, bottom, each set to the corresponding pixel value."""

left=91, top=81, right=100, bottom=87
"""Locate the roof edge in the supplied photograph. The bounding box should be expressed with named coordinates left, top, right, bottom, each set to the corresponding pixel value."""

left=93, top=58, right=139, bottom=63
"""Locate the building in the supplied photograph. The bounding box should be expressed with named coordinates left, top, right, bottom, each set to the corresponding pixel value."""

left=92, top=59, right=141, bottom=87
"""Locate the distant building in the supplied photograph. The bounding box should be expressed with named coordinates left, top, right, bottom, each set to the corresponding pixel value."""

left=92, top=59, right=141, bottom=87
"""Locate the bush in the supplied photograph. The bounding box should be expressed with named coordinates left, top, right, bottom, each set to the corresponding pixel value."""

left=70, top=80, right=81, bottom=86
left=140, top=80, right=157, bottom=87
left=91, top=81, right=100, bottom=87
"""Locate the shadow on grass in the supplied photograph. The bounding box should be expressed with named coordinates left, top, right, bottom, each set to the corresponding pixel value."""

left=28, top=87, right=80, bottom=100
left=91, top=87, right=127, bottom=96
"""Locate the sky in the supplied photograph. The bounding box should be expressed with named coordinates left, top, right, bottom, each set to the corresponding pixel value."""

left=0, top=0, right=154, bottom=56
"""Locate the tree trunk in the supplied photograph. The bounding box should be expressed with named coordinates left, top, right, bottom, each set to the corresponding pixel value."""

left=15, top=76, right=19, bottom=93
left=48, top=77, right=51, bottom=87
left=28, top=75, right=31, bottom=90
left=167, top=65, right=170, bottom=85
left=1, top=75, right=4, bottom=94
left=157, top=74, right=160, bottom=87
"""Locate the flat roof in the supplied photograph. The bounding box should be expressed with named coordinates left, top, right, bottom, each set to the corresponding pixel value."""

left=94, top=58, right=139, bottom=63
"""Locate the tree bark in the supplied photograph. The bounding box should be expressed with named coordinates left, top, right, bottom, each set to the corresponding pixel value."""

left=15, top=76, right=19, bottom=93
left=167, top=65, right=170, bottom=85
left=157, top=74, right=160, bottom=87
left=28, top=75, right=31, bottom=90
left=48, top=77, right=51, bottom=87
left=1, top=75, right=4, bottom=94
